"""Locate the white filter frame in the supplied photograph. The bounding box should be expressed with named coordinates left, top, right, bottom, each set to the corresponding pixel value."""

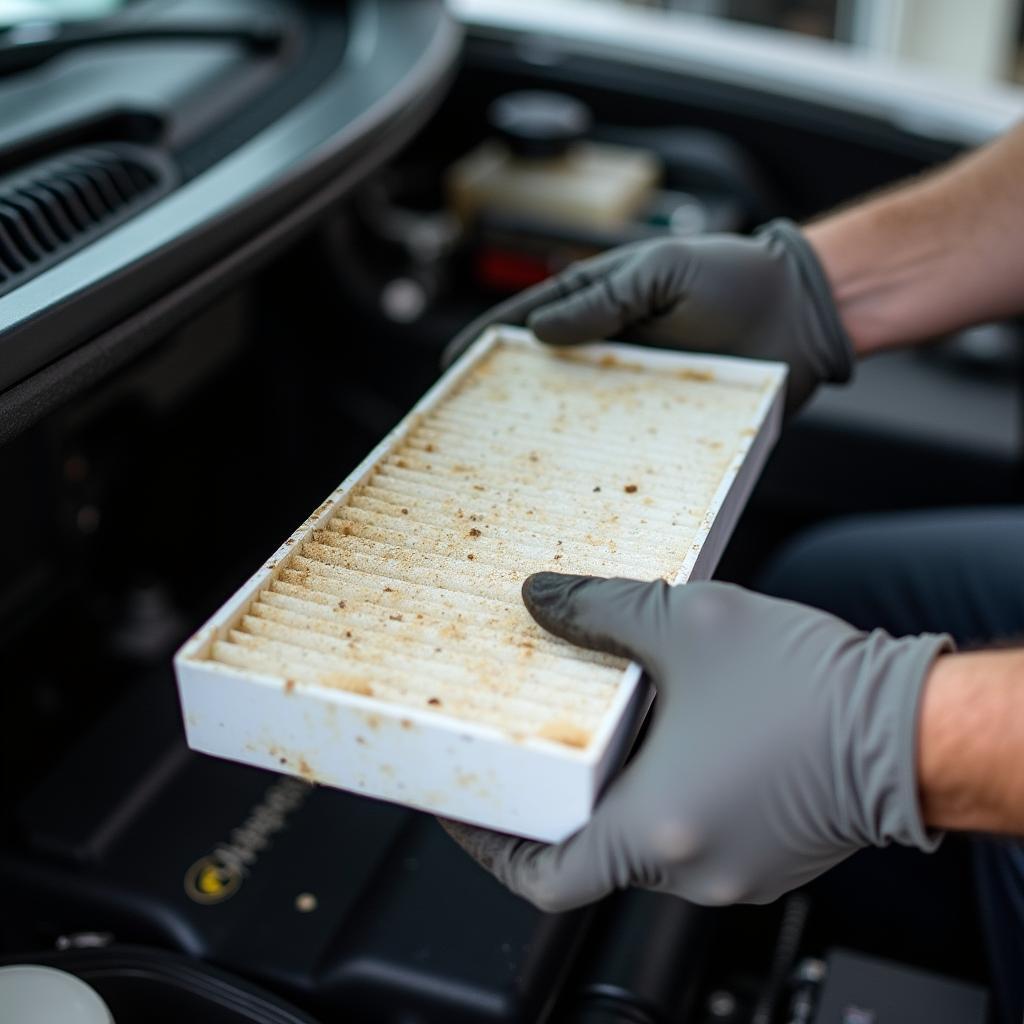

left=175, top=326, right=786, bottom=842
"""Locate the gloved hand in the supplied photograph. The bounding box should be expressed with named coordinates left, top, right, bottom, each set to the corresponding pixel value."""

left=441, top=572, right=951, bottom=912
left=442, top=220, right=854, bottom=415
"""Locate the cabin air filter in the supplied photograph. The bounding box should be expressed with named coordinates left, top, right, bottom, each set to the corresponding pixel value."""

left=174, top=327, right=786, bottom=842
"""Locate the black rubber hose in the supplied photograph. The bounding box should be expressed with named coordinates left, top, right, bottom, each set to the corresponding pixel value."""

left=751, top=893, right=811, bottom=1024
left=565, top=891, right=713, bottom=1024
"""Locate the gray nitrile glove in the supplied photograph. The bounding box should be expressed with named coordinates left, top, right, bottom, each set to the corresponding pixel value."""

left=442, top=573, right=951, bottom=912
left=442, top=220, right=854, bottom=415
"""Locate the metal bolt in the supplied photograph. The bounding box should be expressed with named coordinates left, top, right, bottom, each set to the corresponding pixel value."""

left=56, top=932, right=113, bottom=950
left=381, top=278, right=427, bottom=323
left=76, top=505, right=100, bottom=534
left=295, top=892, right=318, bottom=913
left=794, top=958, right=827, bottom=985
left=669, top=194, right=708, bottom=236
left=707, top=989, right=738, bottom=1018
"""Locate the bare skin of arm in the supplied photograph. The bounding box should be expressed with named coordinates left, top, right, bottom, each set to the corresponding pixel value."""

left=804, top=122, right=1024, bottom=357
left=725, top=153, right=1024, bottom=841
left=804, top=129, right=1024, bottom=833
left=919, top=650, right=1024, bottom=834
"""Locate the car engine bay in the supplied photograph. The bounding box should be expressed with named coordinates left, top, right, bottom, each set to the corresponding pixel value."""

left=0, top=1, right=1019, bottom=1020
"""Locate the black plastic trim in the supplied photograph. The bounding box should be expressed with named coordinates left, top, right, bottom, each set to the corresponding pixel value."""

left=0, top=144, right=177, bottom=297
left=0, top=945, right=321, bottom=1024
left=0, top=0, right=461, bottom=398
left=0, top=61, right=454, bottom=446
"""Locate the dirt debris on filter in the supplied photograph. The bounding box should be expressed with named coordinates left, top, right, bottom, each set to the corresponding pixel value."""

left=205, top=340, right=765, bottom=748
left=320, top=672, right=373, bottom=697
left=538, top=720, right=592, bottom=749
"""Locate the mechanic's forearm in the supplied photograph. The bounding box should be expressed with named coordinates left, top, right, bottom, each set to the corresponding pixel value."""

left=918, top=648, right=1024, bottom=834
left=804, top=122, right=1024, bottom=356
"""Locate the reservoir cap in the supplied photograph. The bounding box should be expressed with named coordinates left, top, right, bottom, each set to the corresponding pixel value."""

left=489, top=91, right=592, bottom=158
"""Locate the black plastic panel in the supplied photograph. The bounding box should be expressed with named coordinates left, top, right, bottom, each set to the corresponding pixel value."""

left=4, top=677, right=586, bottom=1022
left=0, top=0, right=460, bottom=400
left=0, top=145, right=176, bottom=296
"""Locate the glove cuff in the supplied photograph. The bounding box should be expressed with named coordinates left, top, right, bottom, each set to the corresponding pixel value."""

left=756, top=218, right=856, bottom=387
left=891, top=632, right=953, bottom=853
left=840, top=630, right=954, bottom=854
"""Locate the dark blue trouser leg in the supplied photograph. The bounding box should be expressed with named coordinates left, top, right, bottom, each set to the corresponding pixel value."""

left=757, top=508, right=1024, bottom=1022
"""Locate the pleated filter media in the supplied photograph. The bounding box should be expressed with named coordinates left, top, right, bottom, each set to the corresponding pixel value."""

left=175, top=327, right=786, bottom=841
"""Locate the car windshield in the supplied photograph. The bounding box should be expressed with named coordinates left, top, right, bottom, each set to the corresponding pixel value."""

left=0, top=0, right=125, bottom=29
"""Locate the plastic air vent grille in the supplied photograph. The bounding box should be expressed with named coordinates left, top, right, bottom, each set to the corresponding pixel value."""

left=0, top=145, right=175, bottom=294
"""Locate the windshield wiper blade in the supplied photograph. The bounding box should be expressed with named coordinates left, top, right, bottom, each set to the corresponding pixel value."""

left=0, top=16, right=286, bottom=76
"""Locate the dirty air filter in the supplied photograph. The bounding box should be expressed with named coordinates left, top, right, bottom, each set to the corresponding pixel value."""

left=175, top=326, right=786, bottom=841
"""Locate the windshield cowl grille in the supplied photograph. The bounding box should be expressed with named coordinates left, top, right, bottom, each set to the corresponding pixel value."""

left=0, top=144, right=175, bottom=295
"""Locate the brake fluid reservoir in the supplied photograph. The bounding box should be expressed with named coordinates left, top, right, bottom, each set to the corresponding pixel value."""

left=447, top=91, right=661, bottom=230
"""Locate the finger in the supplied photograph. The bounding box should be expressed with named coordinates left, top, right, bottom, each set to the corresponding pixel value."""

left=481, top=736, right=681, bottom=912
left=441, top=275, right=568, bottom=367
left=441, top=810, right=619, bottom=913
left=438, top=818, right=518, bottom=874
left=498, top=817, right=619, bottom=912
left=440, top=247, right=634, bottom=368
left=441, top=690, right=688, bottom=912
left=522, top=572, right=675, bottom=680
left=438, top=817, right=587, bottom=911
left=527, top=256, right=659, bottom=347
